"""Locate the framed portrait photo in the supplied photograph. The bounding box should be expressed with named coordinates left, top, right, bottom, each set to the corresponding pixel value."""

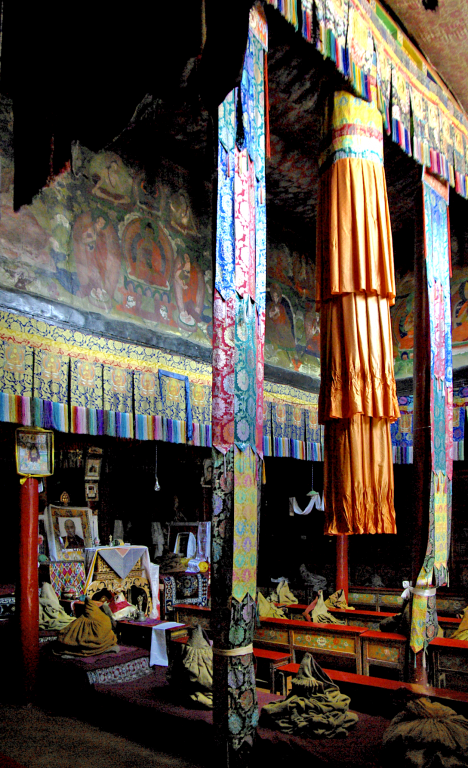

left=85, top=482, right=99, bottom=501
left=85, top=456, right=102, bottom=480
left=16, top=428, right=54, bottom=477
left=45, top=505, right=93, bottom=561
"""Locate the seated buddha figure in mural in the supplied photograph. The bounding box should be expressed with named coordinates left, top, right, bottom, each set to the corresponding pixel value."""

left=265, top=283, right=296, bottom=351
left=121, top=217, right=173, bottom=289
left=73, top=210, right=122, bottom=311
left=173, top=251, right=205, bottom=330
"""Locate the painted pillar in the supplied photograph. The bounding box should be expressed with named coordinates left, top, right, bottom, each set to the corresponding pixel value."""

left=336, top=535, right=348, bottom=599
left=211, top=7, right=267, bottom=764
left=17, top=477, right=39, bottom=702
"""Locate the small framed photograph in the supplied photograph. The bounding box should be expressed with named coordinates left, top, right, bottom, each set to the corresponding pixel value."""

left=85, top=456, right=102, bottom=480
left=16, top=428, right=54, bottom=477
left=85, top=482, right=99, bottom=501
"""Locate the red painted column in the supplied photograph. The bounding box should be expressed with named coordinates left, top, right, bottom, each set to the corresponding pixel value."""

left=17, top=477, right=39, bottom=702
left=336, top=534, right=348, bottom=599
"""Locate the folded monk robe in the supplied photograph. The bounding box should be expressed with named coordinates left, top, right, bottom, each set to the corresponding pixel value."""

left=325, top=589, right=355, bottom=610
left=168, top=623, right=213, bottom=708
left=305, top=591, right=345, bottom=625
left=55, top=597, right=118, bottom=656
left=261, top=652, right=358, bottom=738
left=39, top=583, right=75, bottom=631
left=258, top=590, right=287, bottom=619
left=268, top=580, right=298, bottom=605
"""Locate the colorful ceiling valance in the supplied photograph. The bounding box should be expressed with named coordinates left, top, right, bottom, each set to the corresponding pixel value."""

left=272, top=0, right=468, bottom=197
left=0, top=309, right=324, bottom=458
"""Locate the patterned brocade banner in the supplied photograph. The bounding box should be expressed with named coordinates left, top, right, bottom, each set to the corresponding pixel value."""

left=70, top=359, right=103, bottom=436
left=232, top=446, right=258, bottom=602
left=410, top=173, right=452, bottom=655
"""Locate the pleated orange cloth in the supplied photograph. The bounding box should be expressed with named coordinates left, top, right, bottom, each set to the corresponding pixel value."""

left=316, top=91, right=399, bottom=535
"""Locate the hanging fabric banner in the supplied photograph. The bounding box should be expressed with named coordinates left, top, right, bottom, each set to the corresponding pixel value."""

left=390, top=395, right=414, bottom=464
left=215, top=143, right=235, bottom=300
left=212, top=291, right=236, bottom=455
left=158, top=369, right=191, bottom=444
left=33, top=349, right=69, bottom=432
left=453, top=128, right=467, bottom=197
left=232, top=446, right=258, bottom=602
left=410, top=171, right=452, bottom=654
left=103, top=365, right=134, bottom=439
left=234, top=295, right=257, bottom=452
left=375, top=43, right=392, bottom=135
left=391, top=60, right=411, bottom=156
left=262, top=400, right=272, bottom=456
left=314, top=0, right=349, bottom=76
left=440, top=110, right=455, bottom=186
left=347, top=0, right=374, bottom=102
left=234, top=148, right=256, bottom=301
left=191, top=382, right=212, bottom=448
left=70, top=359, right=104, bottom=436
left=265, top=0, right=298, bottom=29
left=0, top=340, right=34, bottom=425
left=410, top=84, right=431, bottom=169
left=304, top=402, right=323, bottom=461
left=134, top=370, right=163, bottom=441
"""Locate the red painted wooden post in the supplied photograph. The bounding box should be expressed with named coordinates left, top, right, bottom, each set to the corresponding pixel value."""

left=336, top=534, right=349, bottom=599
left=18, top=477, right=39, bottom=702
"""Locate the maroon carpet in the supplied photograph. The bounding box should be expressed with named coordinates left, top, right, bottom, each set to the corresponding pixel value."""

left=87, top=666, right=389, bottom=768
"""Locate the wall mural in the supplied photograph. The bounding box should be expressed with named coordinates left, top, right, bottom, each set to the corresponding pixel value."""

left=392, top=266, right=468, bottom=377
left=265, top=240, right=320, bottom=378
left=0, top=101, right=213, bottom=349
left=0, top=96, right=467, bottom=382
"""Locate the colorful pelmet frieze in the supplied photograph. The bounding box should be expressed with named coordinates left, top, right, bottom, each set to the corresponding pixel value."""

left=273, top=0, right=468, bottom=196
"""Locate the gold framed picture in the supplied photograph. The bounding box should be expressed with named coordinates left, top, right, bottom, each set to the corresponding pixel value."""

left=45, top=505, right=94, bottom=561
left=85, top=456, right=102, bottom=480
left=15, top=428, right=54, bottom=477
left=85, top=482, right=99, bottom=501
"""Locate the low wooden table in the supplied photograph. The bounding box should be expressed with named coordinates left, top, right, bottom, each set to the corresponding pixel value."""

left=360, top=630, right=407, bottom=679
left=253, top=648, right=291, bottom=693
left=428, top=637, right=468, bottom=690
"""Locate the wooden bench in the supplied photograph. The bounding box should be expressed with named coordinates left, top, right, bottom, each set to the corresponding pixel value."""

left=276, top=663, right=468, bottom=719
left=428, top=637, right=468, bottom=691
left=348, top=587, right=466, bottom=616
left=360, top=630, right=407, bottom=680
left=278, top=603, right=397, bottom=630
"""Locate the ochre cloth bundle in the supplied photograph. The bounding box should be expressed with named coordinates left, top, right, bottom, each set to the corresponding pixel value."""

left=383, top=697, right=468, bottom=767
left=268, top=580, right=298, bottom=605
left=261, top=652, right=358, bottom=738
left=325, top=588, right=355, bottom=611
left=168, top=623, right=213, bottom=708
left=54, top=597, right=118, bottom=656
left=39, top=583, right=75, bottom=631
left=258, top=590, right=287, bottom=619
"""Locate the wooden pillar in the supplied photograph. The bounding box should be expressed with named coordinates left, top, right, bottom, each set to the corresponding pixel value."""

left=17, top=477, right=39, bottom=702
left=336, top=534, right=348, bottom=599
